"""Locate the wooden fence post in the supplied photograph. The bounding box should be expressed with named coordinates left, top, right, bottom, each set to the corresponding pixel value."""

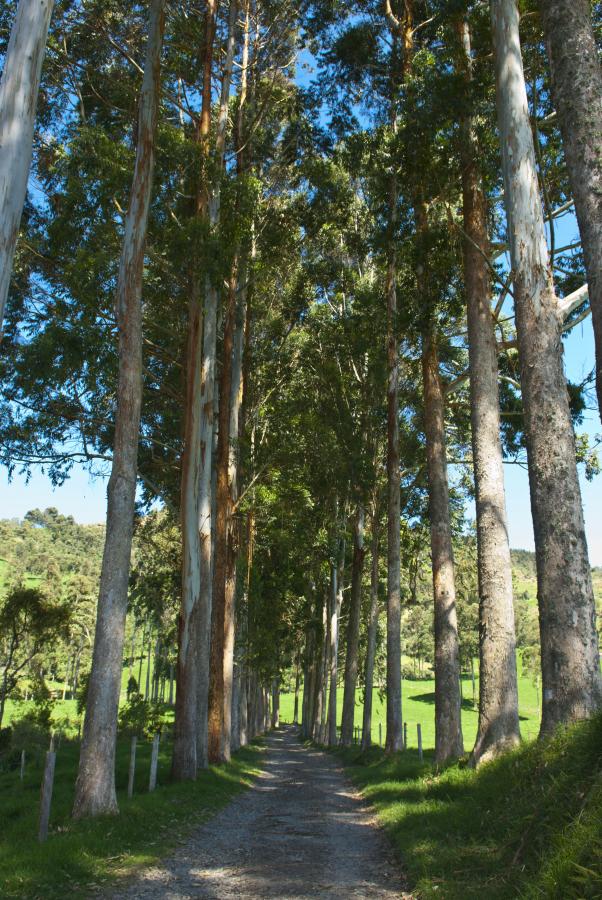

left=38, top=737, right=56, bottom=842
left=417, top=723, right=423, bottom=761
left=20, top=749, right=25, bottom=781
left=404, top=721, right=407, bottom=749
left=149, top=733, right=160, bottom=792
left=127, top=735, right=137, bottom=798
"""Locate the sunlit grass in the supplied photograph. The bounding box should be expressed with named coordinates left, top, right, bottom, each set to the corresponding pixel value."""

left=279, top=655, right=541, bottom=750
left=334, top=715, right=602, bottom=899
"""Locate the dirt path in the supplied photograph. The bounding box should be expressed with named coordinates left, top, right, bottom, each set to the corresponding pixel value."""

left=107, top=725, right=406, bottom=899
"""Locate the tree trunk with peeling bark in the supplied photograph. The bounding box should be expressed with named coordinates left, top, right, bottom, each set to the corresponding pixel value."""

left=195, top=0, right=238, bottom=771
left=538, top=0, right=602, bottom=420
left=492, top=0, right=602, bottom=733
left=341, top=504, right=366, bottom=746
left=422, top=330, right=464, bottom=764
left=72, top=0, right=164, bottom=818
left=455, top=17, right=520, bottom=765
left=0, top=0, right=54, bottom=332
left=172, top=0, right=217, bottom=782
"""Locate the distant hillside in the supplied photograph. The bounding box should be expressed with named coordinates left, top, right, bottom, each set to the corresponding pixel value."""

left=511, top=547, right=602, bottom=607
left=0, top=508, right=104, bottom=596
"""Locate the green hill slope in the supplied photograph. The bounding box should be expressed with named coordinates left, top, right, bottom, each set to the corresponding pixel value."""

left=339, top=714, right=602, bottom=899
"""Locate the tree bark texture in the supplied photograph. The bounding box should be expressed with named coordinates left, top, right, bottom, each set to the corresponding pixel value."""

left=455, top=17, right=520, bottom=765
left=172, top=0, right=217, bottom=781
left=492, top=0, right=602, bottom=733
left=422, top=331, right=464, bottom=764
left=72, top=0, right=165, bottom=817
left=538, top=0, right=602, bottom=420
left=195, top=0, right=237, bottom=770
left=341, top=504, right=366, bottom=746
left=0, top=0, right=54, bottom=332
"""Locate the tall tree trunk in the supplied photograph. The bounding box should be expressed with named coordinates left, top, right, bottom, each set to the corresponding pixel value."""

left=271, top=678, right=280, bottom=729
left=492, top=0, right=602, bottom=732
left=422, top=330, right=464, bottom=764
left=219, top=6, right=251, bottom=764
left=0, top=0, right=54, bottom=332
left=455, top=17, right=520, bottom=765
left=313, top=596, right=328, bottom=742
left=385, top=169, right=403, bottom=754
left=384, top=0, right=415, bottom=761
left=231, top=663, right=240, bottom=751
left=137, top=624, right=146, bottom=690
left=145, top=632, right=152, bottom=698
left=538, top=0, right=602, bottom=420
left=208, top=268, right=237, bottom=763
left=72, top=0, right=165, bottom=818
left=195, top=0, right=238, bottom=770
left=327, top=514, right=345, bottom=747
left=239, top=664, right=248, bottom=746
left=293, top=653, right=301, bottom=725
left=172, top=0, right=217, bottom=782
left=341, top=503, right=366, bottom=746
left=362, top=502, right=380, bottom=750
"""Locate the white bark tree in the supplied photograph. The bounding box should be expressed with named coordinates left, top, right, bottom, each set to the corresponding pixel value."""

left=0, top=0, right=54, bottom=332
left=491, top=0, right=602, bottom=733
left=72, top=0, right=165, bottom=818
left=455, top=16, right=520, bottom=765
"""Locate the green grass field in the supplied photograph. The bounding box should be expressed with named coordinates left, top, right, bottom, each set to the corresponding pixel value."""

left=0, top=735, right=264, bottom=899
left=279, top=656, right=541, bottom=749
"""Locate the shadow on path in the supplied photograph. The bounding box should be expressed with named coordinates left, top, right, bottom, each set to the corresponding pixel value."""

left=107, top=726, right=406, bottom=899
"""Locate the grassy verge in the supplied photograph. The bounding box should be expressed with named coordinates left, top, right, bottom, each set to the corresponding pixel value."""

left=0, top=736, right=265, bottom=899
left=334, top=715, right=602, bottom=899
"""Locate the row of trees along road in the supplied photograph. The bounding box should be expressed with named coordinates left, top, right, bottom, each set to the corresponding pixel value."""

left=0, top=0, right=601, bottom=815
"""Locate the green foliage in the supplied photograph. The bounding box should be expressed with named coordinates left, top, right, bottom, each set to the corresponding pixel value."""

left=75, top=671, right=90, bottom=717
left=118, top=693, right=169, bottom=739
left=0, top=584, right=70, bottom=726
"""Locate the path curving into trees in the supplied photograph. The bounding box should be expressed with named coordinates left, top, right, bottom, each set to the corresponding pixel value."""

left=107, top=726, right=406, bottom=899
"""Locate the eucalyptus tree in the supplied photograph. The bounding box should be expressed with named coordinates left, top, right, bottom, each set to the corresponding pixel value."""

left=453, top=10, right=520, bottom=764
left=537, top=0, right=602, bottom=419
left=491, top=0, right=602, bottom=732
left=72, top=0, right=166, bottom=818
left=171, top=0, right=219, bottom=781
left=0, top=0, right=54, bottom=332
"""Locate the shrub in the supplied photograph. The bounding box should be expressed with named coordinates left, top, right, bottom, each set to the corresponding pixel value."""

left=118, top=694, right=169, bottom=739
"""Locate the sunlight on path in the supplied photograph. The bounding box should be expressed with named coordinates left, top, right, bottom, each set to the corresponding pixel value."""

left=106, top=727, right=407, bottom=899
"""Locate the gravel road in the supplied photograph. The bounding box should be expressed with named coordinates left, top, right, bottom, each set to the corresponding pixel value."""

left=106, top=725, right=407, bottom=899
